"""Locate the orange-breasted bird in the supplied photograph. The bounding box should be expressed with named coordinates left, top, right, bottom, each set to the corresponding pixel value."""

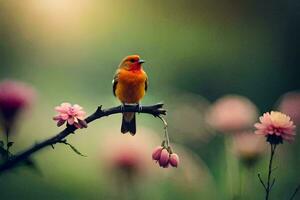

left=112, top=55, right=148, bottom=135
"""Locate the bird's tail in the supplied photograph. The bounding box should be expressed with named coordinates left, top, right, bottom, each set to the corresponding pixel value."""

left=121, top=112, right=136, bottom=135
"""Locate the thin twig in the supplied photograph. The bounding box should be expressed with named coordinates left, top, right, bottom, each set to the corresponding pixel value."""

left=270, top=178, right=276, bottom=189
left=258, top=173, right=267, bottom=190
left=0, top=103, right=166, bottom=174
left=289, top=184, right=300, bottom=200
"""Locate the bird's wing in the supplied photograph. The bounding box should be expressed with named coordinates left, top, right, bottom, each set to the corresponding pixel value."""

left=145, top=75, right=148, bottom=92
left=112, top=71, right=119, bottom=96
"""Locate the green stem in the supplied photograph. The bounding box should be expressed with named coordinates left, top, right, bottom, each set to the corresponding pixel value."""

left=239, top=163, right=244, bottom=200
left=225, top=137, right=238, bottom=200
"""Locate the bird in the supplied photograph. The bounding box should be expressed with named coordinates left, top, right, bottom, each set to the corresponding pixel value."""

left=112, top=55, right=148, bottom=135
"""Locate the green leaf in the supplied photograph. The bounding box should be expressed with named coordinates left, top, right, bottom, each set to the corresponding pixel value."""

left=68, top=144, right=87, bottom=157
left=0, top=141, right=4, bottom=148
left=62, top=142, right=87, bottom=157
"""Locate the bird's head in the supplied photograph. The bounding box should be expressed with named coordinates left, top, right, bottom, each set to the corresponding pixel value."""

left=119, top=55, right=145, bottom=71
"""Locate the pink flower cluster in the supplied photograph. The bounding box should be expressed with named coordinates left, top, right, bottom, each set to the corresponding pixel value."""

left=254, top=111, right=296, bottom=144
left=152, top=146, right=179, bottom=168
left=53, top=102, right=87, bottom=128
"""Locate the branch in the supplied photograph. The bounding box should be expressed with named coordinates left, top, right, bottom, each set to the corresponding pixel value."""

left=0, top=103, right=166, bottom=174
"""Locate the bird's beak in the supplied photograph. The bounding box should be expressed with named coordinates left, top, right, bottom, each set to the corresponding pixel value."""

left=138, top=59, right=145, bottom=64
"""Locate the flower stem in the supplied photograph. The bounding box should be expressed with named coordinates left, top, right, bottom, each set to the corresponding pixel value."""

left=224, top=137, right=239, bottom=200
left=238, top=162, right=245, bottom=199
left=265, top=144, right=277, bottom=200
left=158, top=115, right=170, bottom=147
left=5, top=127, right=10, bottom=160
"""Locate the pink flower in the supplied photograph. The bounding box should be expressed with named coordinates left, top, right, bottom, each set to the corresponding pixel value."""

left=111, top=149, right=141, bottom=172
left=206, top=95, right=258, bottom=133
left=53, top=102, right=87, bottom=128
left=169, top=153, right=179, bottom=167
left=232, top=132, right=266, bottom=167
left=0, top=80, right=36, bottom=131
left=278, top=92, right=300, bottom=125
left=254, top=111, right=296, bottom=144
left=99, top=130, right=160, bottom=179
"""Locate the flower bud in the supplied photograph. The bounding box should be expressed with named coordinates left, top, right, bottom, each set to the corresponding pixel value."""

left=169, top=153, right=179, bottom=167
left=152, top=146, right=163, bottom=161
left=78, top=119, right=88, bottom=128
left=159, top=149, right=169, bottom=168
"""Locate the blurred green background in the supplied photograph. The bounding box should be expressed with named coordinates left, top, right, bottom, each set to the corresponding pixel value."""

left=0, top=0, right=299, bottom=199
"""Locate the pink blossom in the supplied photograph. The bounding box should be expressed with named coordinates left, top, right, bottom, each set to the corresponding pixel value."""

left=159, top=149, right=170, bottom=168
left=232, top=132, right=266, bottom=166
left=53, top=102, right=87, bottom=128
left=254, top=111, right=296, bottom=144
left=152, top=146, right=163, bottom=160
left=0, top=80, right=36, bottom=130
left=278, top=92, right=300, bottom=125
left=112, top=149, right=141, bottom=171
left=206, top=95, right=258, bottom=133
left=169, top=153, right=179, bottom=167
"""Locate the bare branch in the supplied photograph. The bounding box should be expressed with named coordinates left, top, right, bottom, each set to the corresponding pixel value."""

left=258, top=173, right=267, bottom=190
left=270, top=178, right=276, bottom=189
left=0, top=103, right=166, bottom=174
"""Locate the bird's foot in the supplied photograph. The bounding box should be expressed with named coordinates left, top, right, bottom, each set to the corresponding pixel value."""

left=120, top=104, right=125, bottom=112
left=137, top=103, right=143, bottom=113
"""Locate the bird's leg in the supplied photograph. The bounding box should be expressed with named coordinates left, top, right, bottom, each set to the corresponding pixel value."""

left=137, top=103, right=143, bottom=113
left=121, top=103, right=142, bottom=113
left=120, top=103, right=125, bottom=112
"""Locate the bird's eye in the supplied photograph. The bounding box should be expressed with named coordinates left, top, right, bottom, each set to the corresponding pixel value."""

left=129, top=58, right=136, bottom=63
